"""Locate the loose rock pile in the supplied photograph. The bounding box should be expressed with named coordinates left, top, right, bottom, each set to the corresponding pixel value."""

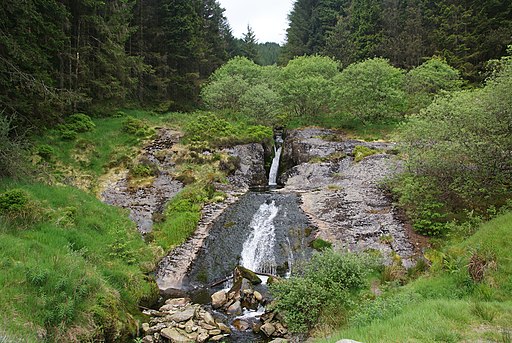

left=141, top=298, right=230, bottom=343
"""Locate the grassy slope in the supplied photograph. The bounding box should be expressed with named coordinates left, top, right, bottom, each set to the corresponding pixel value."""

left=0, top=181, right=159, bottom=342
left=317, top=212, right=512, bottom=343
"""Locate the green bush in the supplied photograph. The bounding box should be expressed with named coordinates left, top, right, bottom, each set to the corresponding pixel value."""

left=399, top=51, right=512, bottom=215
left=281, top=55, right=339, bottom=117
left=0, top=115, right=29, bottom=178
left=0, top=188, right=29, bottom=213
left=36, top=144, right=55, bottom=161
left=121, top=116, right=154, bottom=137
left=335, top=58, right=406, bottom=122
left=66, top=113, right=96, bottom=133
left=310, top=238, right=333, bottom=251
left=270, top=250, right=373, bottom=332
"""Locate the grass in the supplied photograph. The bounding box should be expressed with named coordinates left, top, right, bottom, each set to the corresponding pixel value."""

left=314, top=212, right=512, bottom=342
left=0, top=180, right=159, bottom=342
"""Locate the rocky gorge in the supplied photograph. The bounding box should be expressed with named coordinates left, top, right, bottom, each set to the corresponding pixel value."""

left=100, top=126, right=421, bottom=342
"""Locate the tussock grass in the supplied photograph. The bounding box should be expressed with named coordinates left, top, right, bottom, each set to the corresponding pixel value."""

left=315, top=212, right=512, bottom=342
left=0, top=181, right=158, bottom=342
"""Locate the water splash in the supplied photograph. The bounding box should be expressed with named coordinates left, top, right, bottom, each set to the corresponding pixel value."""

left=240, top=201, right=279, bottom=274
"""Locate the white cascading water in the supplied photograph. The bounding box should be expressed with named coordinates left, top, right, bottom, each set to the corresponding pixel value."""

left=240, top=201, right=279, bottom=275
left=268, top=136, right=283, bottom=186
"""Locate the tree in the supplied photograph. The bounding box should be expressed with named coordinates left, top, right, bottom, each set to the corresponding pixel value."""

left=241, top=25, right=259, bottom=61
left=335, top=58, right=406, bottom=122
left=280, top=55, right=339, bottom=117
left=400, top=48, right=512, bottom=214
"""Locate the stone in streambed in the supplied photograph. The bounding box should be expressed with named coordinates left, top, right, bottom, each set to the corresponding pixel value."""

left=217, top=322, right=231, bottom=334
left=253, top=290, right=263, bottom=302
left=201, top=311, right=216, bottom=326
left=261, top=322, right=276, bottom=337
left=235, top=265, right=262, bottom=285
left=269, top=339, right=288, bottom=343
left=211, top=290, right=227, bottom=309
left=165, top=297, right=190, bottom=307
left=160, top=328, right=191, bottom=342
left=232, top=319, right=250, bottom=331
left=169, top=305, right=196, bottom=322
left=142, top=336, right=154, bottom=343
left=226, top=300, right=242, bottom=315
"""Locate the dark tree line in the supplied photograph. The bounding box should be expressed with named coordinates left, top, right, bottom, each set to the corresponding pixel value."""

left=282, top=0, right=512, bottom=79
left=0, top=0, right=238, bottom=128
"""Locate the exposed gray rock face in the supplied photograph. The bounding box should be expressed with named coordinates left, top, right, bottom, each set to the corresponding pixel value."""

left=280, top=128, right=416, bottom=267
left=224, top=143, right=268, bottom=187
left=100, top=128, right=183, bottom=233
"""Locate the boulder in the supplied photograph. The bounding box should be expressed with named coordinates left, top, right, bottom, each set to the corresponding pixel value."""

left=336, top=340, right=364, bottom=343
left=197, top=331, right=209, bottom=343
left=142, top=336, right=154, bottom=343
left=235, top=265, right=262, bottom=285
left=201, top=311, right=216, bottom=326
left=275, top=322, right=288, bottom=336
left=233, top=319, right=250, bottom=331
left=269, top=339, right=288, bottom=343
left=217, top=322, right=231, bottom=334
left=165, top=297, right=190, bottom=307
left=226, top=300, right=242, bottom=315
left=141, top=322, right=150, bottom=333
left=160, top=328, right=192, bottom=342
left=253, top=290, right=263, bottom=302
left=169, top=305, right=196, bottom=323
left=211, top=290, right=227, bottom=309
left=261, top=322, right=276, bottom=337
left=210, top=334, right=229, bottom=341
left=208, top=329, right=222, bottom=336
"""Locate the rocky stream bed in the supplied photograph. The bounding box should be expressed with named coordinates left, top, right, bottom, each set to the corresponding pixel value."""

left=99, top=127, right=421, bottom=342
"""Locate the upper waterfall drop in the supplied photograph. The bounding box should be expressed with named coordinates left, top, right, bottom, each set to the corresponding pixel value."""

left=268, top=135, right=283, bottom=186
left=240, top=200, right=279, bottom=275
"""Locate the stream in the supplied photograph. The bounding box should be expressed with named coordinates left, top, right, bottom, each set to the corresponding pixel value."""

left=101, top=128, right=418, bottom=342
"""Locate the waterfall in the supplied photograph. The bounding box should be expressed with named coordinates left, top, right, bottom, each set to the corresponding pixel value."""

left=240, top=201, right=279, bottom=275
left=268, top=135, right=283, bottom=186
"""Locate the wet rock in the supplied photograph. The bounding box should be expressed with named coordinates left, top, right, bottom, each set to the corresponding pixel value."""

left=233, top=319, right=251, bottom=331
left=253, top=290, right=263, bottom=302
left=169, top=305, right=196, bottom=323
left=253, top=322, right=262, bottom=334
left=224, top=143, right=267, bottom=187
left=235, top=265, right=262, bottom=285
left=217, top=322, right=231, bottom=334
left=160, top=327, right=190, bottom=342
left=261, top=322, right=276, bottom=337
left=226, top=300, right=242, bottom=315
left=211, top=290, right=227, bottom=309
left=201, top=311, right=216, bottom=326
left=165, top=297, right=190, bottom=307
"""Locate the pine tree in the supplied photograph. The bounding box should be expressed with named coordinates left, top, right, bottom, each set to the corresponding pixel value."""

left=241, top=25, right=259, bottom=61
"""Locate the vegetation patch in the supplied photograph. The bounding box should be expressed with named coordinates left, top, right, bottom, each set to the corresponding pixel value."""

left=353, top=145, right=382, bottom=162
left=0, top=181, right=158, bottom=342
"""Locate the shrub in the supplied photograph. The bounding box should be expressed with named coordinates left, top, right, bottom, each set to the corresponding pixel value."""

left=121, top=116, right=154, bottom=137
left=0, top=188, right=29, bottom=213
left=270, top=250, right=373, bottom=332
left=310, top=238, right=333, bottom=251
left=66, top=113, right=96, bottom=133
left=36, top=144, right=55, bottom=161
left=0, top=115, right=29, bottom=178
left=335, top=58, right=406, bottom=122
left=280, top=55, right=339, bottom=117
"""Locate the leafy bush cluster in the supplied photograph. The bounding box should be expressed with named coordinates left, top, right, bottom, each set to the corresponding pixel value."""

left=122, top=116, right=154, bottom=137
left=395, top=49, right=512, bottom=235
left=270, top=250, right=374, bottom=333
left=57, top=113, right=96, bottom=140
left=202, top=55, right=463, bottom=125
left=0, top=115, right=28, bottom=178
